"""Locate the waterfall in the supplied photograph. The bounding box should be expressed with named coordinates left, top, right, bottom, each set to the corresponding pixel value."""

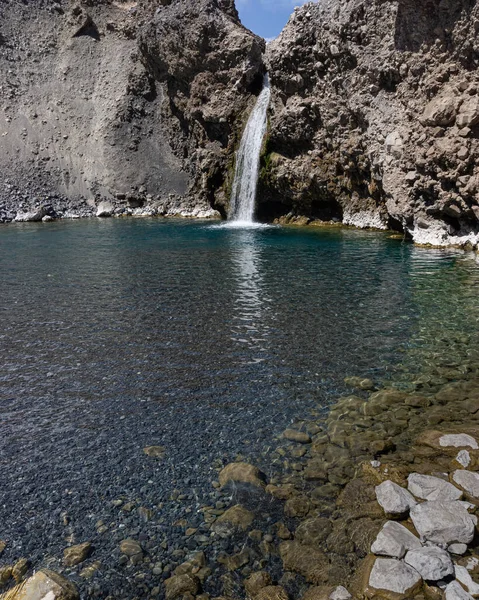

left=229, top=74, right=271, bottom=224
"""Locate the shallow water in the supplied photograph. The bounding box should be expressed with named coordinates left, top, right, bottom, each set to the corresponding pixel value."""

left=1, top=218, right=479, bottom=596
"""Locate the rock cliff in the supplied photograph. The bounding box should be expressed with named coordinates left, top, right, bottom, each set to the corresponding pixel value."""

left=263, top=0, right=479, bottom=247
left=0, top=0, right=264, bottom=222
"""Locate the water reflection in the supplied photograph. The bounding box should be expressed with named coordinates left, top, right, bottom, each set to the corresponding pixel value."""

left=229, top=230, right=272, bottom=364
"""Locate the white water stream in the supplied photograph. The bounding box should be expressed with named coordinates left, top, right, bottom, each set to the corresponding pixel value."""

left=229, top=74, right=271, bottom=224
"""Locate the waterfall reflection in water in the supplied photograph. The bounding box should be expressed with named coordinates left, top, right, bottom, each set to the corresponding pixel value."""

left=229, top=230, right=272, bottom=364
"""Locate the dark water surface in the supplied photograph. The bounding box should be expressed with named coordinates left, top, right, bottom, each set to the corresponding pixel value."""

left=1, top=218, right=478, bottom=596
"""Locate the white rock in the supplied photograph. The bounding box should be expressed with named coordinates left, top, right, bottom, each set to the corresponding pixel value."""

left=369, top=558, right=422, bottom=595
left=408, top=473, right=463, bottom=502
left=96, top=201, right=114, bottom=218
left=448, top=543, right=468, bottom=555
left=410, top=501, right=475, bottom=545
left=457, top=451, right=472, bottom=468
left=459, top=501, right=476, bottom=512
left=404, top=546, right=454, bottom=581
left=440, top=434, right=478, bottom=450
left=453, top=470, right=479, bottom=498
left=446, top=581, right=474, bottom=600
left=371, top=521, right=421, bottom=559
left=376, top=480, right=417, bottom=515
left=329, top=585, right=352, bottom=600
left=464, top=557, right=479, bottom=572
left=455, top=565, right=479, bottom=596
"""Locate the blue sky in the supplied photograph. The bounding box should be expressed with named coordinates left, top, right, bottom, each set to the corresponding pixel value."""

left=236, top=0, right=311, bottom=40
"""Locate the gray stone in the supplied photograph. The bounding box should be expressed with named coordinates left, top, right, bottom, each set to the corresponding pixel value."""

left=329, top=586, right=352, bottom=600
left=404, top=546, right=454, bottom=581
left=408, top=473, right=462, bottom=502
left=410, top=501, right=475, bottom=545
left=439, top=434, right=478, bottom=450
left=448, top=543, right=468, bottom=555
left=368, top=558, right=422, bottom=595
left=96, top=201, right=114, bottom=218
left=375, top=480, right=417, bottom=516
left=455, top=565, right=479, bottom=596
left=457, top=451, right=472, bottom=468
left=453, top=470, right=479, bottom=498
left=371, top=521, right=421, bottom=559
left=445, top=581, right=474, bottom=600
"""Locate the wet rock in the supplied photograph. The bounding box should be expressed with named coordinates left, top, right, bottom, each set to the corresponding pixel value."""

left=279, top=541, right=329, bottom=584
left=217, top=550, right=250, bottom=571
left=79, top=561, right=101, bottom=579
left=219, top=462, right=266, bottom=488
left=344, top=377, right=375, bottom=391
left=404, top=546, right=454, bottom=581
left=375, top=481, right=417, bottom=517
left=368, top=557, right=422, bottom=597
left=164, top=573, right=200, bottom=600
left=0, top=542, right=5, bottom=556
left=143, top=446, right=165, bottom=458
left=408, top=473, right=462, bottom=502
left=284, top=495, right=311, bottom=518
left=453, top=470, right=479, bottom=498
left=255, top=586, right=289, bottom=600
left=119, top=538, right=143, bottom=564
left=3, top=569, right=79, bottom=599
left=12, top=559, right=29, bottom=583
left=440, top=435, right=478, bottom=450
left=295, top=517, right=332, bottom=547
left=371, top=521, right=421, bottom=559
left=244, top=571, right=272, bottom=597
left=214, top=504, right=255, bottom=532
left=445, top=581, right=474, bottom=600
left=410, top=501, right=475, bottom=545
left=0, top=566, right=12, bottom=587
left=63, top=542, right=92, bottom=567
left=283, top=429, right=311, bottom=443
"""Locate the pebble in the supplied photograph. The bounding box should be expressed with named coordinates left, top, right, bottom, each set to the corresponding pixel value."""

left=448, top=543, right=468, bottom=555
left=329, top=585, right=352, bottom=600
left=283, top=429, right=311, bottom=443
left=408, top=473, right=463, bottom=502
left=456, top=450, right=472, bottom=468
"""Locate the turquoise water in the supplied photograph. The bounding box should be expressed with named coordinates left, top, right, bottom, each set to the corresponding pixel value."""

left=1, top=218, right=479, bottom=596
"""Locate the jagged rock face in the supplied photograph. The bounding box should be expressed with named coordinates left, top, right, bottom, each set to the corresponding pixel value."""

left=264, top=0, right=479, bottom=247
left=0, top=0, right=264, bottom=221
left=138, top=0, right=265, bottom=214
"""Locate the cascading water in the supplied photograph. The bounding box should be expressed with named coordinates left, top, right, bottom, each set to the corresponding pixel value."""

left=229, top=74, right=271, bottom=224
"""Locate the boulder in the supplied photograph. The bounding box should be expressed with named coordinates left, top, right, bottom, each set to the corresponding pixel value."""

left=96, top=201, right=114, bottom=217
left=439, top=435, right=478, bottom=450
left=371, top=521, right=421, bottom=559
left=368, top=558, right=422, bottom=596
left=455, top=565, right=479, bottom=596
left=408, top=473, right=462, bottom=502
left=453, top=470, right=479, bottom=499
left=375, top=481, right=417, bottom=516
left=410, top=501, right=475, bottom=545
left=422, top=95, right=458, bottom=127
left=1, top=569, right=79, bottom=600
left=404, top=546, right=454, bottom=581
left=14, top=208, right=48, bottom=222
left=445, top=581, right=474, bottom=600
left=219, top=462, right=266, bottom=488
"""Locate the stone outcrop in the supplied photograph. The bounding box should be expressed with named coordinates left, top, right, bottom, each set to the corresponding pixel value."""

left=0, top=0, right=264, bottom=222
left=263, top=0, right=479, bottom=248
